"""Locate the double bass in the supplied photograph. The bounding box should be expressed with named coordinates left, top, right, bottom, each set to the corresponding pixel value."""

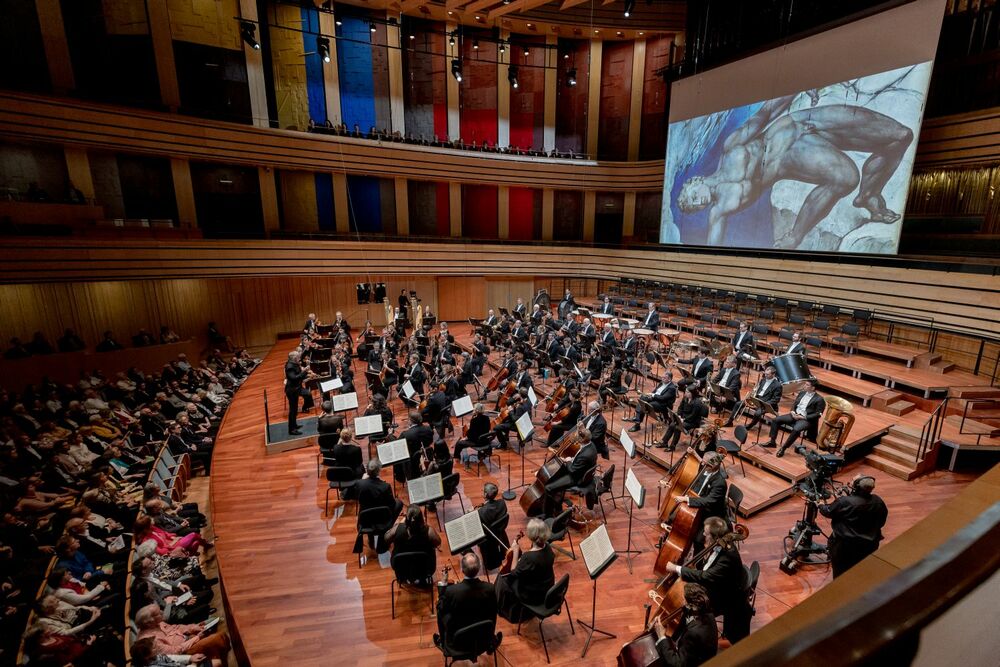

left=617, top=526, right=749, bottom=667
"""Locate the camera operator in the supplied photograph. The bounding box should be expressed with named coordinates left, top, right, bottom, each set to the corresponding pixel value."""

left=818, top=474, right=888, bottom=578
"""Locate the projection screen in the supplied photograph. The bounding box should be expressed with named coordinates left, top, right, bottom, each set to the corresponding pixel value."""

left=661, top=0, right=947, bottom=254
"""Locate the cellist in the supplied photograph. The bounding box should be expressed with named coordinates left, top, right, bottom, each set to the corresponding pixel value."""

left=650, top=582, right=718, bottom=667
left=545, top=388, right=582, bottom=446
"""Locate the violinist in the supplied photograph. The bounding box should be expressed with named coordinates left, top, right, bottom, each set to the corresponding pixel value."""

left=331, top=427, right=365, bottom=481
left=436, top=334, right=455, bottom=369
left=421, top=435, right=453, bottom=479
left=477, top=483, right=510, bottom=571
left=399, top=411, right=433, bottom=482
left=453, top=402, right=491, bottom=461
left=470, top=335, right=488, bottom=376
left=581, top=400, right=609, bottom=460
left=495, top=518, right=555, bottom=623
left=444, top=363, right=464, bottom=400
left=662, top=517, right=752, bottom=643
left=435, top=552, right=497, bottom=652
left=725, top=364, right=781, bottom=429
left=512, top=361, right=534, bottom=393
left=303, top=312, right=319, bottom=336
left=546, top=389, right=582, bottom=446
left=364, top=394, right=394, bottom=443
left=627, top=370, right=677, bottom=434
left=660, top=387, right=708, bottom=451
left=650, top=583, right=718, bottom=667
left=421, top=384, right=453, bottom=440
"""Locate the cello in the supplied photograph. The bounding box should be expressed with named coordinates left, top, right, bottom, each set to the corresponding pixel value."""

left=486, top=367, right=509, bottom=393
left=617, top=526, right=749, bottom=667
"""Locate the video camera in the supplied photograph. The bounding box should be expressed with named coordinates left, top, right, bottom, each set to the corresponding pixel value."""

left=794, top=445, right=844, bottom=501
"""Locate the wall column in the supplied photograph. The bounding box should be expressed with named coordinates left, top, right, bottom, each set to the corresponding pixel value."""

left=541, top=188, right=554, bottom=241
left=623, top=191, right=637, bottom=238
left=498, top=186, right=510, bottom=239
left=238, top=0, right=270, bottom=129
left=394, top=177, right=409, bottom=235
left=497, top=30, right=510, bottom=148
left=446, top=21, right=460, bottom=141
left=63, top=148, right=95, bottom=202
left=583, top=190, right=596, bottom=242
left=170, top=158, right=197, bottom=229
left=34, top=0, right=74, bottom=93
left=259, top=168, right=280, bottom=233
left=387, top=13, right=406, bottom=134
left=146, top=0, right=182, bottom=110
left=585, top=39, right=603, bottom=158
left=319, top=11, right=342, bottom=125
left=543, top=34, right=557, bottom=153
left=627, top=39, right=646, bottom=161
left=449, top=182, right=462, bottom=237
left=332, top=173, right=350, bottom=232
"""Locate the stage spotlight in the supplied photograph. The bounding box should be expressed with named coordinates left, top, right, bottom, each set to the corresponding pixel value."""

left=624, top=0, right=635, bottom=17
left=369, top=21, right=377, bottom=33
left=508, top=65, right=519, bottom=89
left=566, top=68, right=577, bottom=87
left=449, top=33, right=456, bottom=47
left=239, top=21, right=259, bottom=50
left=499, top=41, right=505, bottom=54
left=473, top=39, right=480, bottom=50
left=335, top=17, right=343, bottom=26
left=523, top=46, right=529, bottom=57
left=451, top=58, right=462, bottom=82
left=316, top=36, right=331, bottom=62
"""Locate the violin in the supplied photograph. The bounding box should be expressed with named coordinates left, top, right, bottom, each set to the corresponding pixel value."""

left=497, top=530, right=525, bottom=575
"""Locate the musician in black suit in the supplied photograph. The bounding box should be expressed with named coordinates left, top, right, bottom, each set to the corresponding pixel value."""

left=664, top=517, right=752, bottom=643
left=545, top=389, right=582, bottom=446
left=661, top=387, right=708, bottom=450
left=303, top=312, right=318, bottom=335
left=786, top=331, right=806, bottom=356
left=355, top=459, right=404, bottom=552
left=763, top=378, right=825, bottom=457
left=545, top=428, right=597, bottom=514
left=317, top=401, right=345, bottom=435
left=650, top=583, right=718, bottom=666
left=530, top=304, right=544, bottom=326
left=512, top=362, right=534, bottom=391
left=674, top=452, right=728, bottom=525
left=284, top=350, right=313, bottom=435
left=510, top=320, right=528, bottom=343
left=627, top=371, right=677, bottom=433
left=732, top=321, right=754, bottom=356
left=641, top=303, right=660, bottom=329
left=513, top=297, right=527, bottom=319
left=558, top=291, right=575, bottom=320
left=401, top=353, right=426, bottom=407
left=435, top=552, right=498, bottom=650
left=421, top=386, right=452, bottom=439
left=400, top=411, right=434, bottom=482
left=477, top=483, right=510, bottom=571
left=708, top=357, right=742, bottom=415
left=598, top=296, right=614, bottom=315
left=725, top=364, right=782, bottom=428
left=677, top=351, right=713, bottom=391
left=600, top=325, right=617, bottom=348
left=493, top=391, right=530, bottom=451
left=578, top=318, right=597, bottom=341
left=581, top=400, right=608, bottom=460
left=398, top=289, right=409, bottom=318
left=621, top=329, right=639, bottom=360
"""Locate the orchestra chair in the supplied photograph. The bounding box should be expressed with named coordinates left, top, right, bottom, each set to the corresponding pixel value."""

left=754, top=294, right=771, bottom=311
left=725, top=484, right=744, bottom=531
left=768, top=328, right=794, bottom=355
left=794, top=300, right=816, bottom=319
left=516, top=573, right=575, bottom=664
left=317, top=433, right=340, bottom=477
left=389, top=551, right=436, bottom=619
left=809, top=317, right=831, bottom=342
left=751, top=323, right=770, bottom=345
left=788, top=312, right=810, bottom=332
left=356, top=506, right=394, bottom=566
left=438, top=472, right=466, bottom=526
left=758, top=307, right=776, bottom=325
left=772, top=297, right=790, bottom=320
left=669, top=306, right=690, bottom=330
left=745, top=561, right=761, bottom=614
left=851, top=308, right=874, bottom=336
left=719, top=318, right=741, bottom=340
left=821, top=303, right=842, bottom=326
left=717, top=426, right=748, bottom=477
left=694, top=313, right=718, bottom=340
left=804, top=335, right=824, bottom=360
left=832, top=323, right=861, bottom=354
left=594, top=464, right=617, bottom=523
left=437, top=618, right=503, bottom=666
left=716, top=303, right=735, bottom=326
left=324, top=466, right=358, bottom=516
left=738, top=305, right=756, bottom=320
left=544, top=508, right=578, bottom=561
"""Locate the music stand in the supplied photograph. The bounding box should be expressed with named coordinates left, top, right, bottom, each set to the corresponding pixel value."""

left=616, top=468, right=645, bottom=574
left=577, top=524, right=617, bottom=658
left=614, top=427, right=637, bottom=504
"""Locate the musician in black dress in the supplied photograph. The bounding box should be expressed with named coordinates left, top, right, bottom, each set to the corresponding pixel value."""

left=725, top=364, right=782, bottom=428
left=495, top=518, right=555, bottom=623
left=651, top=583, right=718, bottom=666
left=384, top=505, right=441, bottom=571
left=477, top=483, right=510, bottom=571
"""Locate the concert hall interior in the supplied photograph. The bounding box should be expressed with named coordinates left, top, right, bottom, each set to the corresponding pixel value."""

left=2, top=0, right=1000, bottom=666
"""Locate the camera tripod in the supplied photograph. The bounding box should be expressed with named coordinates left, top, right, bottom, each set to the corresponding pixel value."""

left=779, top=494, right=830, bottom=575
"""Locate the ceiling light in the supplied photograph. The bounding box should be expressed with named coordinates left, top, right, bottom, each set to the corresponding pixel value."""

left=522, top=46, right=529, bottom=57
left=499, top=41, right=505, bottom=54
left=473, top=39, right=479, bottom=50
left=624, top=0, right=635, bottom=18
left=369, top=21, right=377, bottom=33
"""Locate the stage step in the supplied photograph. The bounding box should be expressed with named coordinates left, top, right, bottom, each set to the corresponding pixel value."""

left=929, top=361, right=956, bottom=374
left=871, top=443, right=919, bottom=468
left=870, top=389, right=914, bottom=415
left=944, top=414, right=1000, bottom=438
left=864, top=452, right=919, bottom=480
left=948, top=386, right=1000, bottom=400
left=881, top=433, right=921, bottom=455
left=810, top=367, right=884, bottom=405
left=886, top=400, right=916, bottom=416
left=914, top=352, right=942, bottom=368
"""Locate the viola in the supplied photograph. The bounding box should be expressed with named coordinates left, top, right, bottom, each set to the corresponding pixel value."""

left=497, top=530, right=525, bottom=575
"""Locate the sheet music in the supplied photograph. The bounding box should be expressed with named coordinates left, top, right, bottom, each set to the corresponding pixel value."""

left=376, top=438, right=410, bottom=466
left=407, top=472, right=444, bottom=505
left=401, top=380, right=416, bottom=398
left=620, top=428, right=636, bottom=458
left=332, top=392, right=359, bottom=412
left=580, top=523, right=617, bottom=579
left=354, top=414, right=383, bottom=436
left=526, top=386, right=538, bottom=406
left=319, top=378, right=343, bottom=393
left=444, top=510, right=486, bottom=555
left=452, top=395, right=473, bottom=417
left=515, top=411, right=534, bottom=441
left=625, top=467, right=645, bottom=508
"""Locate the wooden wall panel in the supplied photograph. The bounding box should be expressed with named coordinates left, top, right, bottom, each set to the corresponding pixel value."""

left=437, top=276, right=486, bottom=321
left=485, top=278, right=535, bottom=315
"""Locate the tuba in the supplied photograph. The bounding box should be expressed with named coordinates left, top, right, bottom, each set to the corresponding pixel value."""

left=817, top=395, right=855, bottom=452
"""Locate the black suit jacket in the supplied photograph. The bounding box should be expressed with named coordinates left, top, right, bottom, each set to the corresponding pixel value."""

left=680, top=547, right=747, bottom=619
left=318, top=413, right=345, bottom=434
left=712, top=367, right=742, bottom=394
left=791, top=392, right=826, bottom=421
left=285, top=361, right=308, bottom=394
left=437, top=578, right=498, bottom=642
left=331, top=442, right=364, bottom=478
left=656, top=612, right=719, bottom=667
left=402, top=424, right=434, bottom=455
left=642, top=311, right=660, bottom=328
left=732, top=331, right=755, bottom=352
left=356, top=476, right=397, bottom=514
left=752, top=377, right=783, bottom=408
left=583, top=413, right=607, bottom=450
left=599, top=302, right=614, bottom=314
left=688, top=470, right=728, bottom=521
left=568, top=443, right=597, bottom=483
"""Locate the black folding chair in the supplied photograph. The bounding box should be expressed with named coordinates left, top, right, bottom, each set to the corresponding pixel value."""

left=438, top=618, right=502, bottom=666
left=517, top=573, right=575, bottom=664
left=324, top=466, right=358, bottom=515
left=389, top=551, right=436, bottom=619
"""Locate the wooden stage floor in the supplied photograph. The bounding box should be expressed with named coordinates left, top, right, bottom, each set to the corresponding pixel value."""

left=210, top=327, right=980, bottom=666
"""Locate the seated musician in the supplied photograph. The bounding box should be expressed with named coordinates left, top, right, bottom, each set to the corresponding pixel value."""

left=514, top=297, right=527, bottom=319
left=642, top=302, right=660, bottom=329
left=421, top=435, right=454, bottom=479
left=530, top=303, right=544, bottom=326
left=544, top=427, right=597, bottom=515
left=708, top=357, right=742, bottom=415
left=445, top=363, right=465, bottom=400
left=437, top=335, right=456, bottom=368
left=762, top=378, right=825, bottom=457
left=317, top=401, right=345, bottom=435
left=422, top=383, right=453, bottom=439
left=366, top=340, right=383, bottom=366
left=600, top=324, right=617, bottom=348
left=401, top=353, right=426, bottom=407
left=677, top=351, right=713, bottom=391
left=621, top=329, right=639, bottom=359
left=384, top=505, right=442, bottom=574
left=513, top=361, right=534, bottom=391
left=581, top=400, right=609, bottom=460
left=725, top=364, right=781, bottom=428
left=364, top=394, right=394, bottom=443
left=627, top=371, right=677, bottom=433
left=578, top=317, right=596, bottom=341
left=599, top=358, right=628, bottom=404
left=651, top=582, right=718, bottom=667
left=673, top=451, right=728, bottom=530
left=785, top=330, right=806, bottom=356
left=662, top=517, right=752, bottom=643
left=435, top=552, right=498, bottom=651
left=303, top=312, right=318, bottom=336
left=492, top=390, right=530, bottom=451
left=599, top=296, right=614, bottom=315
left=660, top=388, right=708, bottom=451
left=470, top=335, right=488, bottom=376
left=454, top=403, right=491, bottom=460
left=495, top=518, right=555, bottom=623
left=477, top=483, right=510, bottom=571
left=356, top=459, right=404, bottom=553
left=510, top=319, right=528, bottom=343
left=561, top=336, right=582, bottom=365
left=331, top=427, right=365, bottom=481
left=400, top=411, right=434, bottom=482
left=732, top=321, right=755, bottom=360
left=546, top=388, right=582, bottom=446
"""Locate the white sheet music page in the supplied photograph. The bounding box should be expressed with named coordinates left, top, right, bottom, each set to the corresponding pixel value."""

left=319, top=378, right=343, bottom=393
left=580, top=523, right=616, bottom=579
left=445, top=510, right=486, bottom=554
left=376, top=438, right=409, bottom=466
left=527, top=387, right=538, bottom=406
left=452, top=395, right=473, bottom=417
left=620, top=428, right=636, bottom=458
left=515, top=411, right=534, bottom=440
left=625, top=467, right=646, bottom=508
left=354, top=414, right=383, bottom=436
left=332, top=392, right=359, bottom=412
left=408, top=472, right=444, bottom=505
left=401, top=380, right=416, bottom=398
